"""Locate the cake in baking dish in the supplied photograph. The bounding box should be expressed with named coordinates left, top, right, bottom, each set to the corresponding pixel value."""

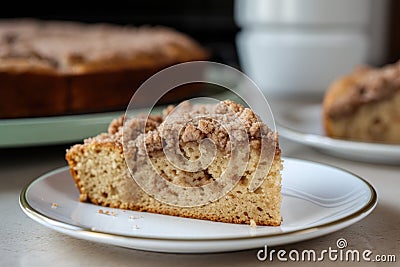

left=66, top=100, right=283, bottom=226
left=323, top=61, right=400, bottom=143
left=0, top=19, right=209, bottom=118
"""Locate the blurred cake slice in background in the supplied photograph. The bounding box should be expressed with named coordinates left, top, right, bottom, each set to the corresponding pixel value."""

left=323, top=61, right=400, bottom=143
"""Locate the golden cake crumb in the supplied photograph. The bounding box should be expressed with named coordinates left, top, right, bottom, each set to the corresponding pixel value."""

left=98, top=209, right=117, bottom=216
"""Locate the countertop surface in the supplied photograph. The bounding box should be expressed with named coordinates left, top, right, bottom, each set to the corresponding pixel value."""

left=0, top=136, right=399, bottom=266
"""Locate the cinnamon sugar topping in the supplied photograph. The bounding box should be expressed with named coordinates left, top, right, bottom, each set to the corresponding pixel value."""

left=82, top=100, right=277, bottom=155
left=130, top=100, right=275, bottom=153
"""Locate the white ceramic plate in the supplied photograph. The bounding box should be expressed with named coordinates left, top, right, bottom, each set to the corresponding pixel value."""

left=274, top=100, right=400, bottom=164
left=19, top=157, right=377, bottom=253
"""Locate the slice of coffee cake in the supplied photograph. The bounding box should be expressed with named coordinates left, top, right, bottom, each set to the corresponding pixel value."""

left=66, top=100, right=283, bottom=226
left=323, top=62, right=400, bottom=143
